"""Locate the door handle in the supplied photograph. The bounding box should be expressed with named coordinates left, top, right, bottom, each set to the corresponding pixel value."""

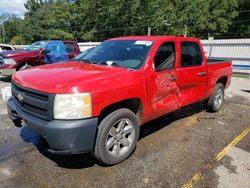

left=169, top=75, right=177, bottom=81
left=197, top=72, right=207, bottom=76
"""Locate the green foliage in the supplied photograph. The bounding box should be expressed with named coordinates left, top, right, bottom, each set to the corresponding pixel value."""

left=0, top=0, right=248, bottom=43
left=228, top=0, right=250, bottom=38
left=48, top=29, right=74, bottom=40
left=24, top=0, right=44, bottom=16
left=10, top=35, right=26, bottom=45
left=2, top=15, right=24, bottom=43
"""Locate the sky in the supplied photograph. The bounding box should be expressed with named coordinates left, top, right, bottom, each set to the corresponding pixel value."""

left=0, top=0, right=27, bottom=18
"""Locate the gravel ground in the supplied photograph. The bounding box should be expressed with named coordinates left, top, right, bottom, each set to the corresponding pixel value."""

left=0, top=76, right=249, bottom=188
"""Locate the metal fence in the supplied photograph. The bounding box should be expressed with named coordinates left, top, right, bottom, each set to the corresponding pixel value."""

left=201, top=39, right=250, bottom=73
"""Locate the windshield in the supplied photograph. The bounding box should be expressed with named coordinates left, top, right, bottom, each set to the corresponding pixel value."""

left=25, top=41, right=46, bottom=51
left=74, top=47, right=94, bottom=60
left=80, top=40, right=153, bottom=69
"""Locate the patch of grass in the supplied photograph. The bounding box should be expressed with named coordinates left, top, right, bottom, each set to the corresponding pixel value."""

left=232, top=72, right=249, bottom=78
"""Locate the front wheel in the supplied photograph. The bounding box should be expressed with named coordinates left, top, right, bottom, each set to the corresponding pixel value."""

left=205, top=83, right=225, bottom=112
left=93, top=108, right=140, bottom=165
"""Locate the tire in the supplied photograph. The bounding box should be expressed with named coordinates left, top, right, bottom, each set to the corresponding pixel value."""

left=93, top=108, right=140, bottom=165
left=205, top=83, right=224, bottom=112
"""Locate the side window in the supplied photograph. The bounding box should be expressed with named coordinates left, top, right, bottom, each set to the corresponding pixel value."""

left=64, top=43, right=76, bottom=53
left=45, top=42, right=60, bottom=53
left=181, top=42, right=203, bottom=67
left=154, top=42, right=175, bottom=72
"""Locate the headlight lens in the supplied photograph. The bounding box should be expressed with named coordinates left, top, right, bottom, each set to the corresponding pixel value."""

left=3, top=58, right=16, bottom=65
left=54, top=93, right=92, bottom=120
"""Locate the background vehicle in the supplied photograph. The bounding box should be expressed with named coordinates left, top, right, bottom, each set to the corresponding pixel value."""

left=0, top=44, right=15, bottom=52
left=7, top=36, right=232, bottom=165
left=0, top=40, right=80, bottom=76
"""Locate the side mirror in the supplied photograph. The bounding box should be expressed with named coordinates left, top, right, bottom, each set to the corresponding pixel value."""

left=42, top=49, right=50, bottom=54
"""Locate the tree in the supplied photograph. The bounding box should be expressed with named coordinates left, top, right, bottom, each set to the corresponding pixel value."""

left=2, top=15, right=24, bottom=43
left=24, top=0, right=44, bottom=16
left=228, top=0, right=250, bottom=38
left=10, top=36, right=26, bottom=45
left=0, top=0, right=245, bottom=43
left=22, top=0, right=75, bottom=41
left=144, top=0, right=238, bottom=38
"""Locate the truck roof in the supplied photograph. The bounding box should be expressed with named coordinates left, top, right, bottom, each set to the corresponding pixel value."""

left=37, top=40, right=77, bottom=43
left=109, top=36, right=200, bottom=42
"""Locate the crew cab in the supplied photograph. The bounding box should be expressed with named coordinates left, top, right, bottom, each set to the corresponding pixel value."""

left=0, top=40, right=80, bottom=76
left=7, top=36, right=232, bottom=165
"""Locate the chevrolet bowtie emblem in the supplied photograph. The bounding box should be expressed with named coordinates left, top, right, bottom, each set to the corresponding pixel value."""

left=17, top=93, right=24, bottom=102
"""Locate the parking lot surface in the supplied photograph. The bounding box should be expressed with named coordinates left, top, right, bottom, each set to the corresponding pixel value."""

left=0, top=76, right=249, bottom=188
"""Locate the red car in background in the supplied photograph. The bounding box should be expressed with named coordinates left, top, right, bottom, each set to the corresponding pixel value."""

left=0, top=40, right=80, bottom=76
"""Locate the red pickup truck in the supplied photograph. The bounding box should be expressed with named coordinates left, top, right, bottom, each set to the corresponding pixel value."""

left=0, top=40, right=80, bottom=76
left=7, top=36, right=232, bottom=165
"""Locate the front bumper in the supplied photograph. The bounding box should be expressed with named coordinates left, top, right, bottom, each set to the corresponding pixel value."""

left=0, top=67, right=16, bottom=76
left=7, top=97, right=98, bottom=154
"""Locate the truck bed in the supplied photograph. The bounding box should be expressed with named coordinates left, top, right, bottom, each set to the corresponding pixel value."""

left=207, top=58, right=229, bottom=64
left=205, top=59, right=232, bottom=99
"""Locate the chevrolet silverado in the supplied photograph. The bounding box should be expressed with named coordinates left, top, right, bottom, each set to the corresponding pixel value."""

left=7, top=36, right=232, bottom=165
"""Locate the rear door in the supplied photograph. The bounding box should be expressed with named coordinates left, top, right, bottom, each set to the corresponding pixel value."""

left=177, top=39, right=208, bottom=107
left=147, top=41, right=179, bottom=120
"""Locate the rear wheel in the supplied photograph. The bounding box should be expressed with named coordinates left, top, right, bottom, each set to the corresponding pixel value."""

left=205, top=83, right=224, bottom=112
left=93, top=108, right=140, bottom=165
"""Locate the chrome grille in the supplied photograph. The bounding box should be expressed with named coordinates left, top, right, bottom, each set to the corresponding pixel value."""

left=11, top=83, right=54, bottom=120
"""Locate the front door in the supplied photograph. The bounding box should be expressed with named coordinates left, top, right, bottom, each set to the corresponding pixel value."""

left=177, top=40, right=208, bottom=107
left=147, top=41, right=179, bottom=121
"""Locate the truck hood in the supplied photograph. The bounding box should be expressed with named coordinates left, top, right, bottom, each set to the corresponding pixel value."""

left=0, top=50, right=37, bottom=58
left=12, top=62, right=131, bottom=94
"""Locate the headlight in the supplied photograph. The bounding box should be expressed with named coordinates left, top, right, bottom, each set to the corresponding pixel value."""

left=3, top=58, right=16, bottom=65
left=54, top=93, right=92, bottom=120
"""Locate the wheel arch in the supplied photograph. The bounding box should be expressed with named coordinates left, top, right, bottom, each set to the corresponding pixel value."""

left=97, top=98, right=143, bottom=125
left=216, top=76, right=228, bottom=87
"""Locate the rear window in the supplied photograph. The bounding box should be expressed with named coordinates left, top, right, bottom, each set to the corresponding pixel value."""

left=64, top=43, right=76, bottom=53
left=181, top=42, right=203, bottom=67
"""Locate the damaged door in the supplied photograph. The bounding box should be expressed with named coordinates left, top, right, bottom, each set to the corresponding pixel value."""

left=147, top=41, right=179, bottom=120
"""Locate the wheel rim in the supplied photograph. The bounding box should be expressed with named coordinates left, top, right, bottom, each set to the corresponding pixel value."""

left=214, top=88, right=223, bottom=109
left=106, top=118, right=135, bottom=157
